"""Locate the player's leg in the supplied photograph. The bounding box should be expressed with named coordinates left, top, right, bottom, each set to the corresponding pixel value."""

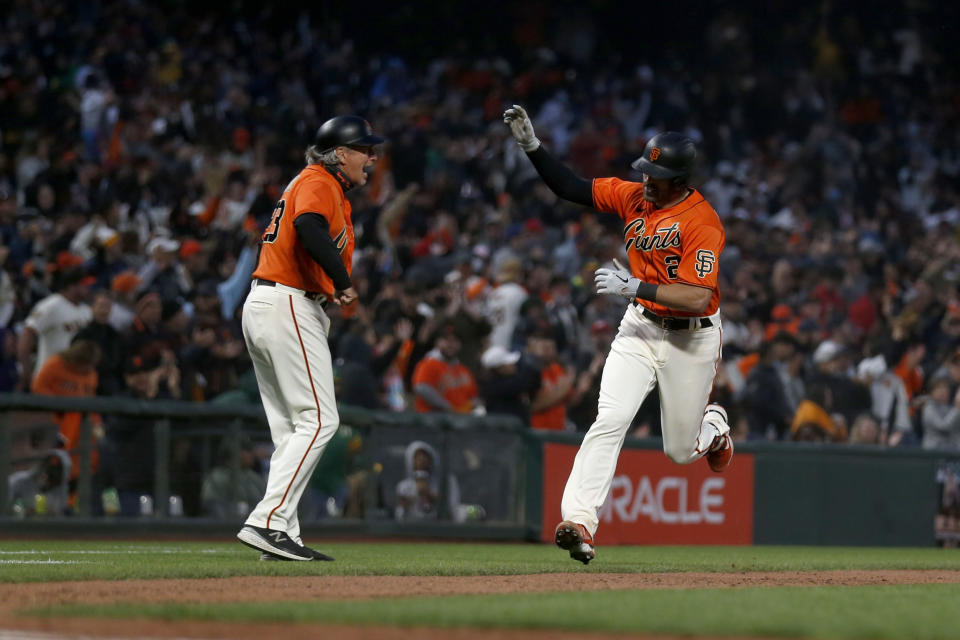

left=249, top=294, right=340, bottom=541
left=241, top=289, right=298, bottom=530
left=560, top=314, right=658, bottom=537
left=656, top=323, right=728, bottom=465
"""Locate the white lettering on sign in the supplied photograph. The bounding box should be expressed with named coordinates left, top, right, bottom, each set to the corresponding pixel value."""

left=599, top=475, right=726, bottom=524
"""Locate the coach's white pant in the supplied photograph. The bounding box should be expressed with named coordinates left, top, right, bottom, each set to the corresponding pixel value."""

left=241, top=282, right=339, bottom=545
left=561, top=304, right=724, bottom=536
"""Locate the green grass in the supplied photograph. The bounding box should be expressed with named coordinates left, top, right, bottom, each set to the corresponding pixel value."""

left=5, top=541, right=960, bottom=638
left=30, top=584, right=960, bottom=639
left=1, top=540, right=959, bottom=582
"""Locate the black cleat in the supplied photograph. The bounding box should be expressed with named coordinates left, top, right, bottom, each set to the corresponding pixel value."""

left=237, top=525, right=314, bottom=561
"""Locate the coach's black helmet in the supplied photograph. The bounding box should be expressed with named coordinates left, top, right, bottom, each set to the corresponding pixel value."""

left=631, top=132, right=696, bottom=180
left=314, top=115, right=385, bottom=152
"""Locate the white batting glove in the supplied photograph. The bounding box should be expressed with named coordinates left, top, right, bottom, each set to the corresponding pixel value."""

left=594, top=258, right=641, bottom=300
left=502, top=104, right=541, bottom=152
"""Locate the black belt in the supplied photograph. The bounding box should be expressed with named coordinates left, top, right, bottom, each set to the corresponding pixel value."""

left=637, top=304, right=713, bottom=330
left=255, top=279, right=328, bottom=305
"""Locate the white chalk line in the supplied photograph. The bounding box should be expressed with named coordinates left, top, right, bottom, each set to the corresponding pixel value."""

left=0, top=549, right=224, bottom=555
left=0, top=560, right=83, bottom=565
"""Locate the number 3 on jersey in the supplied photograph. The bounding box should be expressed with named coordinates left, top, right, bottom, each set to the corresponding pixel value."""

left=262, top=200, right=286, bottom=244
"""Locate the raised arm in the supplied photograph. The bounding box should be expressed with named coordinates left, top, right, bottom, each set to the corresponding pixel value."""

left=503, top=105, right=593, bottom=207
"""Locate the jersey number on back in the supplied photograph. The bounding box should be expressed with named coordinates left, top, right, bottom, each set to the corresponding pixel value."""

left=262, top=200, right=286, bottom=244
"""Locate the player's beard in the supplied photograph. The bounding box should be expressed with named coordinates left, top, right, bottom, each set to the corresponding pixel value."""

left=642, top=182, right=659, bottom=203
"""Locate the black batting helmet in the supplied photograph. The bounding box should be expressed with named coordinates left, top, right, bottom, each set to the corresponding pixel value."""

left=314, top=115, right=385, bottom=152
left=631, top=132, right=696, bottom=182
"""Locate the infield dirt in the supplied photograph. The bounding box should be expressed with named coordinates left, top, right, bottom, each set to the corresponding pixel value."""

left=2, top=570, right=959, bottom=639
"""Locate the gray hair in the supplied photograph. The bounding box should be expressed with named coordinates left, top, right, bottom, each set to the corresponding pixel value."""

left=305, top=145, right=341, bottom=166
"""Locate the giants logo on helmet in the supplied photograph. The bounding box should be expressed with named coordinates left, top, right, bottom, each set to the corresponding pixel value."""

left=624, top=219, right=681, bottom=253
left=649, top=147, right=661, bottom=161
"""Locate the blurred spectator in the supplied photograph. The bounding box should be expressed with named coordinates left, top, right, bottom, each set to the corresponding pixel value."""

left=121, top=290, right=166, bottom=362
left=0, top=328, right=20, bottom=391
left=304, top=425, right=365, bottom=519
left=7, top=450, right=72, bottom=517
left=527, top=330, right=575, bottom=431
left=856, top=355, right=913, bottom=446
left=485, top=257, right=528, bottom=349
left=790, top=381, right=848, bottom=443
left=478, top=344, right=540, bottom=423
left=78, top=73, right=112, bottom=163
left=214, top=230, right=260, bottom=320
left=17, top=267, right=94, bottom=388
left=107, top=271, right=141, bottom=332
left=138, top=236, right=191, bottom=302
left=101, top=352, right=182, bottom=517
left=807, top=340, right=872, bottom=427
left=179, top=310, right=245, bottom=401
left=568, top=320, right=613, bottom=431
left=394, top=440, right=476, bottom=522
left=437, top=270, right=492, bottom=376
left=30, top=339, right=102, bottom=493
left=892, top=342, right=926, bottom=409
left=179, top=239, right=210, bottom=284
left=545, top=274, right=580, bottom=359
left=73, top=290, right=123, bottom=395
left=200, top=436, right=266, bottom=520
left=411, top=324, right=480, bottom=414
left=919, top=378, right=960, bottom=451
left=849, top=414, right=883, bottom=446
left=742, top=333, right=801, bottom=440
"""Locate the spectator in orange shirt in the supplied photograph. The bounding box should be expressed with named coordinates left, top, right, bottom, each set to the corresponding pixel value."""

left=894, top=342, right=926, bottom=406
left=527, top=329, right=575, bottom=431
left=30, top=338, right=102, bottom=485
left=764, top=304, right=800, bottom=341
left=412, top=323, right=480, bottom=413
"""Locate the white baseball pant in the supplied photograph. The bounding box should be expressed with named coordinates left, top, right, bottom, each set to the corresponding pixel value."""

left=561, top=303, right=726, bottom=536
left=241, top=280, right=339, bottom=545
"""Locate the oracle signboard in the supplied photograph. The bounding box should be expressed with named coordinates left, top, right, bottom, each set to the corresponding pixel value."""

left=541, top=443, right=754, bottom=545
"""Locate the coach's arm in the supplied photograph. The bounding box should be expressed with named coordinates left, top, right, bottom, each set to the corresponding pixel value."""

left=294, top=213, right=357, bottom=305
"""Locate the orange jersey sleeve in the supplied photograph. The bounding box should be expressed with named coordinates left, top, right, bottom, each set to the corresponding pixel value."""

left=592, top=177, right=644, bottom=216
left=252, top=166, right=355, bottom=296
left=674, top=210, right=724, bottom=291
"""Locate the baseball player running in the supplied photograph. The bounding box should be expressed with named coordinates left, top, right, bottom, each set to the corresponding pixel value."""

left=503, top=105, right=731, bottom=564
left=236, top=115, right=383, bottom=561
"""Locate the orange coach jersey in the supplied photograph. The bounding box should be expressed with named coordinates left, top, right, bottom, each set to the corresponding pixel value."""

left=253, top=165, right=355, bottom=296
left=592, top=179, right=725, bottom=317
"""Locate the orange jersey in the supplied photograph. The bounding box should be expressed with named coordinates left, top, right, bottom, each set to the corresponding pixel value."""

left=592, top=180, right=725, bottom=317
left=31, top=354, right=99, bottom=477
left=253, top=165, right=355, bottom=296
left=530, top=362, right=568, bottom=431
left=412, top=354, right=478, bottom=413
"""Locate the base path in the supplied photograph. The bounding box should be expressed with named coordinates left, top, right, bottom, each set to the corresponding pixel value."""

left=2, top=570, right=959, bottom=640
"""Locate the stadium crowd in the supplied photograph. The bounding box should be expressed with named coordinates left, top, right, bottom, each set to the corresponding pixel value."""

left=1, top=0, right=959, bottom=477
